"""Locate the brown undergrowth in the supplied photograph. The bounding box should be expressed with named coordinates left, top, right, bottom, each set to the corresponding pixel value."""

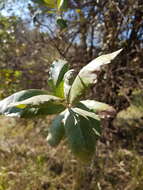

left=0, top=115, right=143, bottom=190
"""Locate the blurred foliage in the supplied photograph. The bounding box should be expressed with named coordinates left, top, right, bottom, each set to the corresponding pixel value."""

left=0, top=14, right=61, bottom=98
left=0, top=0, right=143, bottom=189
left=0, top=117, right=143, bottom=190
left=114, top=89, right=143, bottom=129
left=0, top=15, right=21, bottom=97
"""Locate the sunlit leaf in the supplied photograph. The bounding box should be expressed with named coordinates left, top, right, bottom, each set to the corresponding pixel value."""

left=48, top=59, right=69, bottom=97
left=63, top=69, right=75, bottom=100
left=69, top=49, right=122, bottom=104
left=57, top=0, right=64, bottom=9
left=57, top=0, right=67, bottom=10
left=8, top=94, right=65, bottom=117
left=49, top=59, right=68, bottom=87
left=0, top=90, right=65, bottom=118
left=48, top=59, right=69, bottom=98
left=0, top=89, right=48, bottom=117
left=77, top=100, right=116, bottom=118
left=54, top=80, right=65, bottom=98
left=43, top=0, right=57, bottom=8
left=72, top=107, right=100, bottom=121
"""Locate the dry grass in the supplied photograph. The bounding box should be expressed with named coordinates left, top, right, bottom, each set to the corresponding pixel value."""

left=0, top=116, right=143, bottom=190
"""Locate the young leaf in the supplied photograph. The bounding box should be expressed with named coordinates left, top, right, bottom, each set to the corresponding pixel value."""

left=47, top=110, right=67, bottom=147
left=77, top=100, right=116, bottom=118
left=49, top=59, right=68, bottom=87
left=54, top=80, right=65, bottom=98
left=64, top=109, right=100, bottom=163
left=63, top=69, right=75, bottom=100
left=69, top=49, right=122, bottom=104
left=48, top=59, right=69, bottom=97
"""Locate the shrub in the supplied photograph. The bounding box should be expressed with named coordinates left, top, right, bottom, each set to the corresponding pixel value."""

left=0, top=49, right=122, bottom=162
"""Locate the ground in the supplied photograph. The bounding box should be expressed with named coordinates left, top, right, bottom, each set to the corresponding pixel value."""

left=0, top=115, right=143, bottom=190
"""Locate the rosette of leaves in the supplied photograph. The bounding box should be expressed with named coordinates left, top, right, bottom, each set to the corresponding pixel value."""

left=0, top=50, right=122, bottom=162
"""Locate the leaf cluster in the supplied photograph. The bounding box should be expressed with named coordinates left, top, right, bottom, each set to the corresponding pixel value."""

left=0, top=49, right=122, bottom=162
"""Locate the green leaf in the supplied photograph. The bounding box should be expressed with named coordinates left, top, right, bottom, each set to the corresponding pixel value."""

left=47, top=110, right=67, bottom=147
left=0, top=89, right=48, bottom=117
left=33, top=0, right=68, bottom=10
left=57, top=0, right=67, bottom=10
left=57, top=0, right=64, bottom=9
left=57, top=18, right=67, bottom=29
left=0, top=90, right=66, bottom=118
left=32, top=0, right=47, bottom=6
left=49, top=59, right=68, bottom=87
left=43, top=0, right=57, bottom=8
left=63, top=69, right=75, bottom=100
left=77, top=100, right=116, bottom=118
left=54, top=80, right=65, bottom=98
left=88, top=117, right=101, bottom=138
left=64, top=108, right=100, bottom=162
left=72, top=107, right=100, bottom=121
left=8, top=94, right=65, bottom=117
left=69, top=49, right=122, bottom=104
left=72, top=107, right=101, bottom=137
left=48, top=59, right=69, bottom=97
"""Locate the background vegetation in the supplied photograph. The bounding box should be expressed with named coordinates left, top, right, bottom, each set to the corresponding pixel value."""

left=0, top=0, right=143, bottom=189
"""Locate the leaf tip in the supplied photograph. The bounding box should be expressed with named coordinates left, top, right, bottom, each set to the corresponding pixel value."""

left=111, top=48, right=123, bottom=58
